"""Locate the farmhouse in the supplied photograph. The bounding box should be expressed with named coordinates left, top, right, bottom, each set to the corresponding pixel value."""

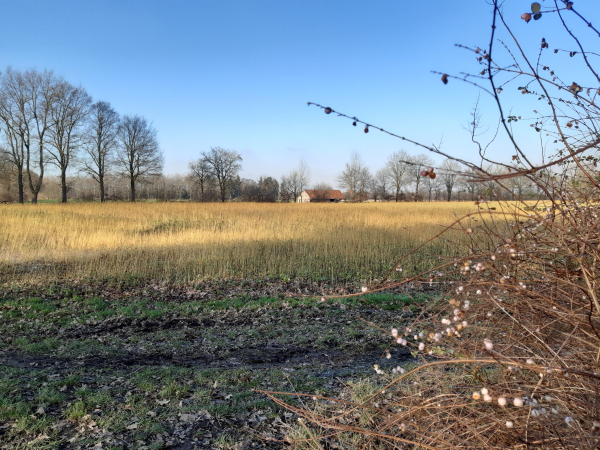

left=297, top=189, right=345, bottom=203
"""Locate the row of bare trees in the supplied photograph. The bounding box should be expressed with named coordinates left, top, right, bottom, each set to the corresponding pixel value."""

left=184, top=147, right=536, bottom=203
left=0, top=67, right=163, bottom=203
left=336, top=151, right=543, bottom=202
left=0, top=66, right=537, bottom=205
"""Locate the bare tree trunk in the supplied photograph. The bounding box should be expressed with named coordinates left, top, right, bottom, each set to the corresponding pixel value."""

left=27, top=143, right=44, bottom=205
left=61, top=169, right=68, bottom=203
left=17, top=170, right=24, bottom=204
left=99, top=175, right=105, bottom=202
left=130, top=178, right=136, bottom=202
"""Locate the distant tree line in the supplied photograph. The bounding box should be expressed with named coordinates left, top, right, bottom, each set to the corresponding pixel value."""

left=334, top=150, right=548, bottom=202
left=0, top=68, right=547, bottom=204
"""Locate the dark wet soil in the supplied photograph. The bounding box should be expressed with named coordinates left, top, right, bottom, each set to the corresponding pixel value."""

left=0, top=279, right=429, bottom=449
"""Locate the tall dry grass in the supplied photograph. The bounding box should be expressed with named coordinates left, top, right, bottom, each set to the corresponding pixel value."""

left=0, top=201, right=482, bottom=282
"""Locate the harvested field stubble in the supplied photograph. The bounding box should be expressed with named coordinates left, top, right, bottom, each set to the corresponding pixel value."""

left=0, top=202, right=480, bottom=282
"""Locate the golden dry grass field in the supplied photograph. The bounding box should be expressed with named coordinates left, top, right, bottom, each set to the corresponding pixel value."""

left=0, top=202, right=485, bottom=283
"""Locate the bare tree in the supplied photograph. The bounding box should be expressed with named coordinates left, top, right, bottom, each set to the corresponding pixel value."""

left=408, top=154, right=433, bottom=202
left=280, top=159, right=311, bottom=202
left=385, top=150, right=410, bottom=202
left=0, top=91, right=26, bottom=202
left=424, top=172, right=441, bottom=201
left=0, top=149, right=15, bottom=200
left=337, top=152, right=371, bottom=201
left=373, top=168, right=390, bottom=201
left=115, top=115, right=163, bottom=202
left=24, top=69, right=59, bottom=204
left=458, top=168, right=478, bottom=201
left=201, top=147, right=242, bottom=202
left=0, top=68, right=58, bottom=204
left=187, top=156, right=215, bottom=201
left=439, top=159, right=461, bottom=201
left=367, top=175, right=378, bottom=202
left=47, top=81, right=92, bottom=203
left=82, top=101, right=119, bottom=202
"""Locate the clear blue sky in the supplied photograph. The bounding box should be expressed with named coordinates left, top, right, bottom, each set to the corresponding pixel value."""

left=2, top=0, right=598, bottom=184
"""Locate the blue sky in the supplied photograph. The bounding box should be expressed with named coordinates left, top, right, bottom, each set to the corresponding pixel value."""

left=2, top=0, right=598, bottom=184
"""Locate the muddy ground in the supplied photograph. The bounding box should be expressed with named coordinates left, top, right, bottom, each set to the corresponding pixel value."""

left=0, top=279, right=433, bottom=449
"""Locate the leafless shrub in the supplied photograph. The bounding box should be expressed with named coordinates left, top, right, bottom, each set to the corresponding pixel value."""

left=264, top=1, right=600, bottom=448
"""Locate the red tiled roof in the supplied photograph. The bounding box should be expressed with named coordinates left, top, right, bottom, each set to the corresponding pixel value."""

left=303, top=190, right=345, bottom=200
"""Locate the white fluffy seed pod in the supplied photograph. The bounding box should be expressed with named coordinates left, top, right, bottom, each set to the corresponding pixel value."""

left=481, top=388, right=489, bottom=395
left=514, top=397, right=524, bottom=407
left=565, top=416, right=573, bottom=425
left=498, top=397, right=507, bottom=406
left=483, top=394, right=492, bottom=402
left=506, top=421, right=514, bottom=428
